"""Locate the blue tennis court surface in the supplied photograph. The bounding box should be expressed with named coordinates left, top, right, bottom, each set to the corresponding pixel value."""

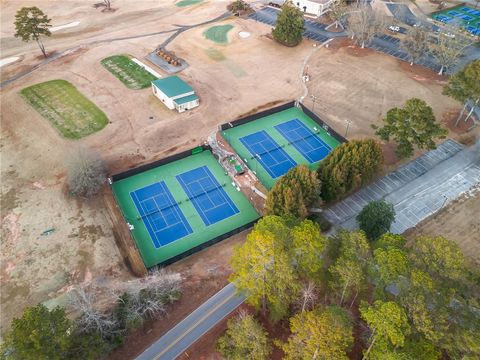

left=131, top=181, right=192, bottom=248
left=239, top=130, right=297, bottom=178
left=176, top=166, right=239, bottom=226
left=275, top=119, right=332, bottom=163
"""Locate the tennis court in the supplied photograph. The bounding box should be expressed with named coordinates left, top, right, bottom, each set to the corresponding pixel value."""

left=275, top=118, right=332, bottom=163
left=239, top=131, right=297, bottom=179
left=131, top=181, right=192, bottom=248
left=432, top=5, right=480, bottom=35
left=112, top=150, right=259, bottom=267
left=176, top=166, right=239, bottom=225
left=222, top=106, right=341, bottom=189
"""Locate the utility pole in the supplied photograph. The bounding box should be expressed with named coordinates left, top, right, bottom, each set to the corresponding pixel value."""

left=344, top=119, right=352, bottom=138
left=310, top=94, right=318, bottom=113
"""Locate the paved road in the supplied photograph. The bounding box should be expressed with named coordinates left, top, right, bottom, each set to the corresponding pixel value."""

left=324, top=139, right=480, bottom=233
left=136, top=283, right=245, bottom=360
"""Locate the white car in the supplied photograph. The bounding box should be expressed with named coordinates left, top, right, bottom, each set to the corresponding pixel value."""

left=388, top=25, right=400, bottom=32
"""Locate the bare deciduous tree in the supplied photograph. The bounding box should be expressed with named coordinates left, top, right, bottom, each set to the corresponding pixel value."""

left=328, top=0, right=348, bottom=29
left=67, top=147, right=106, bottom=198
left=430, top=25, right=473, bottom=75
left=347, top=6, right=385, bottom=48
left=113, top=269, right=182, bottom=324
left=297, top=281, right=318, bottom=314
left=401, top=26, right=430, bottom=66
left=104, top=0, right=111, bottom=10
left=69, top=286, right=121, bottom=339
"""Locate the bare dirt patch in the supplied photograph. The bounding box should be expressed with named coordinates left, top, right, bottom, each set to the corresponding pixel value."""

left=441, top=108, right=477, bottom=134
left=304, top=43, right=459, bottom=144
left=405, top=187, right=480, bottom=265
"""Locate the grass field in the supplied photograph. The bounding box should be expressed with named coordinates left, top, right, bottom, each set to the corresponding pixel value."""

left=204, top=25, right=234, bottom=44
left=101, top=55, right=157, bottom=89
left=176, top=0, right=203, bottom=7
left=222, top=107, right=341, bottom=189
left=20, top=80, right=108, bottom=139
left=112, top=150, right=259, bottom=267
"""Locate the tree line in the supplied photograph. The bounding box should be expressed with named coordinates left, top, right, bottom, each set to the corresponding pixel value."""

left=0, top=270, right=182, bottom=359
left=219, top=217, right=480, bottom=359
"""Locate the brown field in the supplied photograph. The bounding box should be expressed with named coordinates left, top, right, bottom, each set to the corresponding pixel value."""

left=0, top=0, right=472, bottom=355
left=406, top=187, right=480, bottom=265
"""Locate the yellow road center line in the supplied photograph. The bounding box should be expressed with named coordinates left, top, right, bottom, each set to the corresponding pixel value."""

left=153, top=289, right=238, bottom=360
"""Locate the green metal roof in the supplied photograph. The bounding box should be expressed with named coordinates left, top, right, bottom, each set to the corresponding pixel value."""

left=152, top=76, right=193, bottom=98
left=174, top=94, right=199, bottom=105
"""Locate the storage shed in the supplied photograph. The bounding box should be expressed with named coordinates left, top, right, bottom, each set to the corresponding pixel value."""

left=151, top=76, right=199, bottom=113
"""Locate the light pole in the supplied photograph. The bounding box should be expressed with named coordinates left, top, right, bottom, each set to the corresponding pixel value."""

left=344, top=119, right=352, bottom=138
left=310, top=94, right=317, bottom=113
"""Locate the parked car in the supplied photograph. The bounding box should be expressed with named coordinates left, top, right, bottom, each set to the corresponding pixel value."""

left=388, top=25, right=400, bottom=32
left=268, top=2, right=281, bottom=8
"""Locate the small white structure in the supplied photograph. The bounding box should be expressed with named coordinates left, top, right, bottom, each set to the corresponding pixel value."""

left=272, top=0, right=334, bottom=17
left=151, top=76, right=199, bottom=113
left=295, top=0, right=334, bottom=16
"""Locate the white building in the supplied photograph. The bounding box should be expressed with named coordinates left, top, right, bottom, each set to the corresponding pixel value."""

left=151, top=76, right=199, bottom=113
left=272, top=0, right=334, bottom=17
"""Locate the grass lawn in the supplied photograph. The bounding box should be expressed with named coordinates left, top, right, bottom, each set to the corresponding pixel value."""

left=176, top=0, right=203, bottom=7
left=101, top=55, right=157, bottom=89
left=20, top=80, right=108, bottom=139
left=204, top=25, right=234, bottom=44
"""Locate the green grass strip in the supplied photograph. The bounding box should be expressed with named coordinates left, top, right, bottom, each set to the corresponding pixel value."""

left=176, top=0, right=203, bottom=7
left=101, top=54, right=157, bottom=89
left=20, top=80, right=108, bottom=139
left=204, top=24, right=234, bottom=44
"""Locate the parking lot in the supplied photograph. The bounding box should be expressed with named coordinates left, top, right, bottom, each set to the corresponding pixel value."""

left=368, top=34, right=442, bottom=73
left=249, top=6, right=478, bottom=74
left=249, top=6, right=344, bottom=44
left=324, top=140, right=480, bottom=234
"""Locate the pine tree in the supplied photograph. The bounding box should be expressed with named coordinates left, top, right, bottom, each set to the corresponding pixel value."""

left=373, top=98, right=448, bottom=159
left=265, top=165, right=320, bottom=218
left=272, top=0, right=305, bottom=46
left=318, top=140, right=383, bottom=201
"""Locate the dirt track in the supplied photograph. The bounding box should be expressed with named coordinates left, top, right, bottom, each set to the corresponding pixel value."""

left=0, top=0, right=469, bottom=340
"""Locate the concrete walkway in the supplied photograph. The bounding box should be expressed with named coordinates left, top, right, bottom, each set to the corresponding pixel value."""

left=323, top=139, right=480, bottom=233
